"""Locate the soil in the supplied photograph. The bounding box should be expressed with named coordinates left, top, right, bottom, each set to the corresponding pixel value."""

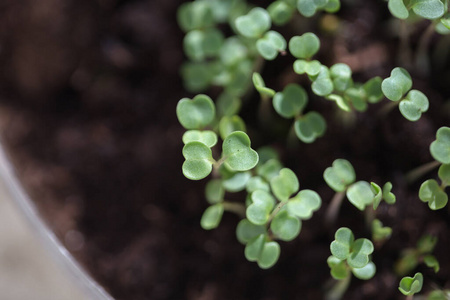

left=0, top=0, right=449, bottom=299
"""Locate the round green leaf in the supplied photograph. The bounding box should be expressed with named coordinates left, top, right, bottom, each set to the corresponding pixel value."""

left=219, top=37, right=248, bottom=67
left=256, top=31, right=287, bottom=60
left=270, top=210, right=301, bottom=241
left=330, top=227, right=354, bottom=260
left=268, top=1, right=295, bottom=25
left=289, top=33, right=320, bottom=59
left=352, top=261, right=376, bottom=280
left=183, top=28, right=225, bottom=61
left=181, top=62, right=212, bottom=92
left=311, top=67, right=334, bottom=96
left=382, top=182, right=396, bottom=204
left=417, top=234, right=438, bottom=253
left=399, top=89, right=429, bottom=122
left=253, top=72, right=276, bottom=98
left=219, top=115, right=246, bottom=140
left=273, top=83, right=308, bottom=118
left=399, top=272, right=423, bottom=296
left=293, top=59, right=322, bottom=76
left=257, top=159, right=283, bottom=182
left=345, top=87, right=367, bottom=112
left=297, top=0, right=318, bottom=17
left=247, top=190, right=276, bottom=225
left=222, top=171, right=251, bottom=192
left=177, top=1, right=215, bottom=32
left=388, top=0, right=409, bottom=19
left=324, top=0, right=341, bottom=13
left=257, top=146, right=280, bottom=164
left=363, top=76, right=384, bottom=103
left=217, top=92, right=241, bottom=117
left=287, top=189, right=322, bottom=220
left=235, top=7, right=271, bottom=38
left=419, top=179, right=448, bottom=210
left=438, top=164, right=450, bottom=186
left=246, top=176, right=270, bottom=193
left=270, top=168, right=300, bottom=201
left=347, top=238, right=374, bottom=268
left=424, top=254, right=440, bottom=273
left=177, top=94, right=216, bottom=130
left=182, top=142, right=214, bottom=180
left=347, top=181, right=376, bottom=211
left=430, top=126, right=450, bottom=164
left=200, top=204, right=224, bottom=230
left=223, top=131, right=259, bottom=171
left=294, top=111, right=327, bottom=143
left=381, top=67, right=412, bottom=101
left=245, top=234, right=265, bottom=262
left=258, top=241, right=280, bottom=269
left=411, top=0, right=445, bottom=19
left=205, top=179, right=224, bottom=204
left=183, top=130, right=218, bottom=148
left=327, top=255, right=350, bottom=280
left=372, top=219, right=392, bottom=242
left=236, top=219, right=267, bottom=244
left=323, top=159, right=356, bottom=192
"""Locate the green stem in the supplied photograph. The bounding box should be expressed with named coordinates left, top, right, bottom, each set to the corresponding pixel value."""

left=364, top=207, right=375, bottom=231
left=398, top=20, right=413, bottom=68
left=325, top=274, right=351, bottom=300
left=415, top=21, right=436, bottom=76
left=378, top=100, right=399, bottom=119
left=267, top=201, right=288, bottom=224
left=222, top=201, right=246, bottom=218
left=325, top=191, right=346, bottom=228
left=405, top=160, right=441, bottom=184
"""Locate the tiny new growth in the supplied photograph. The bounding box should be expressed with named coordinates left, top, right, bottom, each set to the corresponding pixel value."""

left=176, top=0, right=450, bottom=298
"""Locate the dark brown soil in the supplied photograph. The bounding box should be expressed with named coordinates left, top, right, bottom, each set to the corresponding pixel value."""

left=0, top=1, right=449, bottom=299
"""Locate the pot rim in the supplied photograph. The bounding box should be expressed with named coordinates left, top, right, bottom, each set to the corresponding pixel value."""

left=0, top=141, right=114, bottom=300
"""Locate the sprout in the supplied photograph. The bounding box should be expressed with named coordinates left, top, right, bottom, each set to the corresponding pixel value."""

left=244, top=234, right=281, bottom=269
left=246, top=190, right=276, bottom=225
left=176, top=94, right=216, bottom=130
left=430, top=126, right=450, bottom=164
left=270, top=168, right=299, bottom=201
left=182, top=142, right=214, bottom=180
left=324, top=159, right=356, bottom=192
left=399, top=273, right=423, bottom=296
left=329, top=227, right=376, bottom=281
left=253, top=72, right=276, bottom=98
left=388, top=0, right=445, bottom=20
left=218, top=115, right=246, bottom=140
left=182, top=130, right=218, bottom=148
left=372, top=219, right=392, bottom=242
left=201, top=204, right=224, bottom=230
left=235, top=7, right=271, bottom=38
left=381, top=67, right=429, bottom=121
left=256, top=31, right=287, bottom=60
left=222, top=131, right=259, bottom=171
left=395, top=235, right=439, bottom=276
left=289, top=32, right=321, bottom=59
left=268, top=1, right=295, bottom=25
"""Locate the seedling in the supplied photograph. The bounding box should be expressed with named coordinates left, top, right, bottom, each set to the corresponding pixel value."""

left=395, top=235, right=440, bottom=276
left=326, top=227, right=376, bottom=299
left=176, top=1, right=447, bottom=297
left=381, top=68, right=429, bottom=121
left=399, top=272, right=423, bottom=298
left=323, top=159, right=396, bottom=225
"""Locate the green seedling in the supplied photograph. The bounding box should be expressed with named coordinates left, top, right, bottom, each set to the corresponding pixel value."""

left=427, top=289, right=450, bottom=300
left=297, top=0, right=341, bottom=17
left=430, top=126, right=450, bottom=164
left=268, top=0, right=296, bottom=25
left=395, top=234, right=439, bottom=276
left=399, top=272, right=423, bottom=297
left=273, top=83, right=327, bottom=143
left=253, top=72, right=276, bottom=99
left=388, top=0, right=445, bottom=20
left=381, top=67, right=429, bottom=121
left=235, top=7, right=271, bottom=38
left=177, top=94, right=216, bottom=130
left=326, top=227, right=376, bottom=300
left=372, top=219, right=392, bottom=243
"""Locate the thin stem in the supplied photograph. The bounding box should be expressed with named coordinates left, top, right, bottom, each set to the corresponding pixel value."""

left=325, top=191, right=346, bottom=228
left=325, top=274, right=351, bottom=300
left=399, top=20, right=413, bottom=68
left=377, top=100, right=399, bottom=119
left=415, top=21, right=436, bottom=76
left=222, top=201, right=246, bottom=218
left=364, top=207, right=375, bottom=231
left=267, top=201, right=288, bottom=224
left=406, top=295, right=413, bottom=300
left=405, top=160, right=441, bottom=184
